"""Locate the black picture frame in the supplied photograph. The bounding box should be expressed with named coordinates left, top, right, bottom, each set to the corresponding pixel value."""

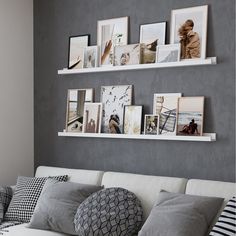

left=68, top=34, right=90, bottom=69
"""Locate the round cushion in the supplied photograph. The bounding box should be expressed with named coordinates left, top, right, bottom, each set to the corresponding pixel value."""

left=74, top=187, right=143, bottom=236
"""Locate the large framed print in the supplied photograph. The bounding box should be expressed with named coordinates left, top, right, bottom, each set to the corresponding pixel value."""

left=65, top=89, right=94, bottom=132
left=82, top=103, right=102, bottom=133
left=153, top=93, right=182, bottom=135
left=97, top=17, right=128, bottom=67
left=139, top=22, right=166, bottom=64
left=68, top=35, right=90, bottom=69
left=123, top=105, right=142, bottom=135
left=177, top=97, right=204, bottom=136
left=101, top=85, right=132, bottom=134
left=170, top=5, right=208, bottom=60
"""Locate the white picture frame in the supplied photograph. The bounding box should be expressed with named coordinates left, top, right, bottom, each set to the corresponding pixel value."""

left=83, top=46, right=99, bottom=68
left=170, top=5, right=208, bottom=60
left=156, top=44, right=181, bottom=63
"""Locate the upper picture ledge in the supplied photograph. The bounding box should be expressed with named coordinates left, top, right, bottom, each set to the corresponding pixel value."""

left=58, top=57, right=217, bottom=75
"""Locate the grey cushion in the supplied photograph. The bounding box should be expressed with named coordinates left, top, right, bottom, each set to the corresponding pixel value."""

left=138, top=191, right=223, bottom=236
left=0, top=186, right=13, bottom=223
left=74, top=187, right=143, bottom=236
left=28, top=178, right=102, bottom=235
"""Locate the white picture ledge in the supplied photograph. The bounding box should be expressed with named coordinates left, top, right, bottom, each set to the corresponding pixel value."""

left=58, top=132, right=216, bottom=142
left=58, top=57, right=217, bottom=75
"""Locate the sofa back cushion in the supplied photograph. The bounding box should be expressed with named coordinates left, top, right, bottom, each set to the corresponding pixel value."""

left=35, top=166, right=104, bottom=186
left=101, top=172, right=187, bottom=220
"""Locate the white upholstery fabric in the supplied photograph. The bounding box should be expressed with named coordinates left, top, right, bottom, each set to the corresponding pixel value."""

left=101, top=171, right=187, bottom=220
left=35, top=166, right=104, bottom=186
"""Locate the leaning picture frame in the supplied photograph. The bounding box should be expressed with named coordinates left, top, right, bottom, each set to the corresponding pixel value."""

left=97, top=17, right=128, bottom=67
left=68, top=34, right=90, bottom=69
left=83, top=46, right=99, bottom=68
left=170, top=5, right=208, bottom=60
left=144, top=114, right=159, bottom=135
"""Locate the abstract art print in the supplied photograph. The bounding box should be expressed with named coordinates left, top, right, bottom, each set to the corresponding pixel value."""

left=139, top=22, right=166, bottom=63
left=83, top=46, right=99, bottom=68
left=114, top=44, right=141, bottom=66
left=66, top=89, right=94, bottom=132
left=68, top=35, right=89, bottom=69
left=170, top=5, right=208, bottom=59
left=177, top=97, right=204, bottom=136
left=153, top=93, right=182, bottom=135
left=144, top=115, right=159, bottom=135
left=97, top=17, right=128, bottom=67
left=101, top=85, right=132, bottom=134
left=82, top=103, right=102, bottom=133
left=123, top=105, right=142, bottom=135
left=156, top=44, right=180, bottom=63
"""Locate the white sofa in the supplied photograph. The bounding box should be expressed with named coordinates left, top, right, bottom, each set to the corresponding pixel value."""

left=4, top=166, right=235, bottom=236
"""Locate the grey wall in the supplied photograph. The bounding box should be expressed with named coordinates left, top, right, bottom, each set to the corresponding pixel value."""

left=34, top=0, right=235, bottom=182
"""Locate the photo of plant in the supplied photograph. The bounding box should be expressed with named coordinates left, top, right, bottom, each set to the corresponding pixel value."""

left=66, top=89, right=94, bottom=132
left=97, top=17, right=128, bottom=66
left=177, top=97, right=204, bottom=136
left=144, top=115, right=159, bottom=135
left=101, top=85, right=132, bottom=133
left=114, top=44, right=141, bottom=66
left=82, top=103, right=102, bottom=133
left=156, top=44, right=180, bottom=63
left=139, top=22, right=166, bottom=63
left=123, top=105, right=142, bottom=135
left=83, top=46, right=99, bottom=68
left=153, top=93, right=181, bottom=135
left=170, top=5, right=208, bottom=59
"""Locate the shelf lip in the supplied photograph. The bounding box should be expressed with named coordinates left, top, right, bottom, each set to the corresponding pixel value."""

left=58, top=57, right=217, bottom=75
left=58, top=132, right=216, bottom=142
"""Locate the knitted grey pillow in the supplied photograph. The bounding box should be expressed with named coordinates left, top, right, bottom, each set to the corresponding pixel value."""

left=74, top=187, right=143, bottom=236
left=0, top=186, right=13, bottom=223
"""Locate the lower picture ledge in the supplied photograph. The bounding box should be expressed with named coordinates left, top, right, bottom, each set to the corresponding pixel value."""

left=58, top=132, right=216, bottom=142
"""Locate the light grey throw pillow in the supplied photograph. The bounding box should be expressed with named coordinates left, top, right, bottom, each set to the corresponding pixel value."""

left=138, top=191, right=223, bottom=236
left=28, top=178, right=102, bottom=235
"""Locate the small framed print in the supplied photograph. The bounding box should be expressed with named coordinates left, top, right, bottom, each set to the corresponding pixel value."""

left=68, top=34, right=90, bottom=69
left=144, top=115, right=159, bottom=135
left=123, top=105, right=142, bottom=135
left=83, top=46, right=99, bottom=68
left=170, top=5, right=208, bottom=59
left=139, top=22, right=166, bottom=64
left=156, top=44, right=180, bottom=63
left=97, top=17, right=128, bottom=67
left=114, top=44, right=141, bottom=66
left=177, top=97, right=204, bottom=136
left=82, top=103, right=102, bottom=133
left=65, top=89, right=94, bottom=132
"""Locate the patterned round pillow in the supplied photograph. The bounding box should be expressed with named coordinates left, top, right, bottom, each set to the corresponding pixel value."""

left=74, top=187, right=143, bottom=236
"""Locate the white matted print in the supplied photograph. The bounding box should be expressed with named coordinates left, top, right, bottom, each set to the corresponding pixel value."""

left=144, top=115, right=159, bottom=135
left=101, top=85, right=132, bottom=133
left=140, top=22, right=166, bottom=63
left=156, top=44, right=180, bottom=63
left=66, top=89, right=94, bottom=132
left=83, top=46, right=99, bottom=68
left=114, top=44, right=141, bottom=66
left=124, top=106, right=142, bottom=135
left=97, top=17, right=128, bottom=66
left=82, top=103, right=102, bottom=133
left=68, top=35, right=89, bottom=69
left=153, top=93, right=182, bottom=135
left=170, top=5, right=208, bottom=59
left=177, top=97, right=204, bottom=136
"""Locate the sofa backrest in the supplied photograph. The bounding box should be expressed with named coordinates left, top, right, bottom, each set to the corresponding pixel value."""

left=101, top=171, right=187, bottom=220
left=35, top=166, right=104, bottom=186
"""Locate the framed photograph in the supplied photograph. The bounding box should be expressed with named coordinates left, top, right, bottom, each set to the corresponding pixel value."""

left=97, top=17, right=128, bottom=67
left=65, top=89, right=94, bottom=132
left=144, top=115, right=159, bottom=135
left=139, top=22, right=166, bottom=64
left=177, top=97, right=204, bottom=136
left=123, top=105, right=142, bottom=135
left=114, top=44, right=141, bottom=66
left=156, top=44, right=180, bottom=63
left=170, top=5, right=208, bottom=60
left=83, top=46, right=99, bottom=68
left=153, top=93, right=182, bottom=135
left=82, top=103, right=102, bottom=133
left=68, top=35, right=90, bottom=69
left=101, top=85, right=132, bottom=134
